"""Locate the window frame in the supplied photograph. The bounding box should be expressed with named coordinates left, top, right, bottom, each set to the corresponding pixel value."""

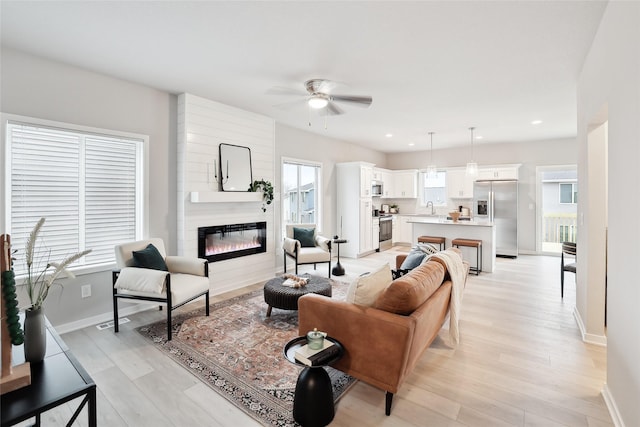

left=559, top=182, right=578, bottom=204
left=419, top=170, right=447, bottom=207
left=2, top=113, right=149, bottom=276
left=281, top=157, right=323, bottom=235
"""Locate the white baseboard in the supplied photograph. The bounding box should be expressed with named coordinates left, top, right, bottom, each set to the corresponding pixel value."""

left=55, top=303, right=155, bottom=335
left=573, top=307, right=607, bottom=346
left=602, top=384, right=626, bottom=427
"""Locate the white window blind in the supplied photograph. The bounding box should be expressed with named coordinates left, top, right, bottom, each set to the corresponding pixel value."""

left=7, top=121, right=144, bottom=276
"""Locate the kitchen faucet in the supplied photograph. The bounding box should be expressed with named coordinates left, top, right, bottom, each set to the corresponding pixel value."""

left=426, top=201, right=435, bottom=215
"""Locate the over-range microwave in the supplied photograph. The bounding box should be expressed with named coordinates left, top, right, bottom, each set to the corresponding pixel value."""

left=371, top=181, right=383, bottom=196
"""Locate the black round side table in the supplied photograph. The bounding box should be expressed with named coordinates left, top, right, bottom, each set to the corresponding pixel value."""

left=284, top=336, right=344, bottom=427
left=331, top=239, right=347, bottom=276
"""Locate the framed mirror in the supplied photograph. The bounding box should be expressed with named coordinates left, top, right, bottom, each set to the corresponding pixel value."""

left=219, top=143, right=253, bottom=192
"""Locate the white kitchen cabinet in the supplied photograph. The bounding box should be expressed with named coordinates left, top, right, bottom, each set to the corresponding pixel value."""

left=372, top=217, right=380, bottom=251
left=477, top=165, right=520, bottom=181
left=372, top=168, right=383, bottom=181
left=393, top=215, right=413, bottom=245
left=360, top=165, right=373, bottom=197
left=336, top=162, right=376, bottom=258
left=381, top=170, right=394, bottom=198
left=446, top=168, right=474, bottom=199
left=393, top=170, right=418, bottom=198
left=360, top=199, right=373, bottom=252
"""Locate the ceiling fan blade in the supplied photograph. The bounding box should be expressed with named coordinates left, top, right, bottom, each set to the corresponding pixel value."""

left=330, top=94, right=373, bottom=107
left=272, top=99, right=307, bottom=110
left=325, top=101, right=345, bottom=116
left=266, top=86, right=306, bottom=97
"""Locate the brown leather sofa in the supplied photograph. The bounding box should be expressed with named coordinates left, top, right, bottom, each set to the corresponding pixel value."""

left=298, top=250, right=468, bottom=415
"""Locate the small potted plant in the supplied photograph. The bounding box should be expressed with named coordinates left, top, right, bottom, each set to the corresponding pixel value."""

left=249, top=179, right=274, bottom=212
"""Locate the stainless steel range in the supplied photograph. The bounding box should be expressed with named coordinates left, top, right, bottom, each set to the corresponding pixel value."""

left=379, top=215, right=392, bottom=251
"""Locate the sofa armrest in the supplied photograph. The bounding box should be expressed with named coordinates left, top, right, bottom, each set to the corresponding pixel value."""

left=165, top=256, right=207, bottom=276
left=298, top=293, right=415, bottom=393
left=283, top=237, right=299, bottom=255
left=395, top=254, right=407, bottom=269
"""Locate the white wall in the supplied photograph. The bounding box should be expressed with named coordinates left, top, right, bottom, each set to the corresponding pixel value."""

left=0, top=47, right=176, bottom=329
left=577, top=2, right=640, bottom=426
left=387, top=138, right=578, bottom=252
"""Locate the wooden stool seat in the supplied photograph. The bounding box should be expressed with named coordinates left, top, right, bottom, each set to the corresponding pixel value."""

left=452, top=238, right=483, bottom=275
left=417, top=236, right=446, bottom=250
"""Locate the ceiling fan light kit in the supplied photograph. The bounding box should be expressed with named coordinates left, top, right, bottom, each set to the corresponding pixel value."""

left=308, top=95, right=329, bottom=109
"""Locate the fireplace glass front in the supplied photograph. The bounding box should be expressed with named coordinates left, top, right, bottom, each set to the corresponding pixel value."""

left=198, top=222, right=266, bottom=262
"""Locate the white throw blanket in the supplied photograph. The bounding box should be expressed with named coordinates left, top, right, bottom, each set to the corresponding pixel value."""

left=431, top=249, right=467, bottom=345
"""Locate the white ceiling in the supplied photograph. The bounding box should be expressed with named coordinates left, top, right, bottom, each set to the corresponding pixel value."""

left=0, top=1, right=607, bottom=153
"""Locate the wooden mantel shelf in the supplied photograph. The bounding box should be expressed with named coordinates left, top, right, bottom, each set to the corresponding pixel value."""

left=190, top=191, right=263, bottom=203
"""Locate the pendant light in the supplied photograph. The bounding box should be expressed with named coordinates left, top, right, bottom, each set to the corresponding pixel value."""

left=466, top=126, right=478, bottom=176
left=426, top=132, right=437, bottom=179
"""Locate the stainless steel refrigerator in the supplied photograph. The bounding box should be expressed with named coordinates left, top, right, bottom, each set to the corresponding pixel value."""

left=473, top=180, right=518, bottom=257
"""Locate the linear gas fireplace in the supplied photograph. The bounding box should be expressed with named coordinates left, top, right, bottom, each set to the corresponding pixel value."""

left=198, top=222, right=266, bottom=263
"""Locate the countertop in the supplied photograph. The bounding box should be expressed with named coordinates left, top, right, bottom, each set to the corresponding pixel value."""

left=406, top=216, right=494, bottom=227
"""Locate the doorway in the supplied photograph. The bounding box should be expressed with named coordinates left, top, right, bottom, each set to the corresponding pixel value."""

left=536, top=165, right=578, bottom=254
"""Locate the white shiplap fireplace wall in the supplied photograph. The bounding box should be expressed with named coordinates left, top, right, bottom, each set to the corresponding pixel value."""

left=177, top=93, right=276, bottom=294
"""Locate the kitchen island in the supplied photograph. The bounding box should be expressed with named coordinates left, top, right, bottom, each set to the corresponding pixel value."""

left=407, top=216, right=496, bottom=273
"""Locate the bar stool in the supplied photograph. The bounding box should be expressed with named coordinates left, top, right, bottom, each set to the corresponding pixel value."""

left=451, top=238, right=482, bottom=275
left=417, top=236, right=446, bottom=251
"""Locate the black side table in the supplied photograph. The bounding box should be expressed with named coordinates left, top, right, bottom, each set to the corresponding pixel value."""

left=284, top=336, right=344, bottom=427
left=331, top=239, right=347, bottom=276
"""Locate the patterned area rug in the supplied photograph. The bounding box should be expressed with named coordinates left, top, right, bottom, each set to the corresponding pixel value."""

left=137, top=277, right=355, bottom=426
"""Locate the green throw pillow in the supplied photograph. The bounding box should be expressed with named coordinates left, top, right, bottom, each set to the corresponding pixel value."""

left=132, top=243, right=169, bottom=271
left=293, top=227, right=316, bottom=248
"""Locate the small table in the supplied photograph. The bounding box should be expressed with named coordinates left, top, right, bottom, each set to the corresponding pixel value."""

left=284, top=336, right=344, bottom=427
left=331, top=239, right=347, bottom=276
left=1, top=316, right=97, bottom=427
left=263, top=274, right=332, bottom=317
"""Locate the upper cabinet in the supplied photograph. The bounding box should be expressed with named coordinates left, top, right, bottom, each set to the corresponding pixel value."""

left=446, top=168, right=474, bottom=199
left=393, top=170, right=418, bottom=198
left=360, top=164, right=373, bottom=197
left=477, top=165, right=519, bottom=181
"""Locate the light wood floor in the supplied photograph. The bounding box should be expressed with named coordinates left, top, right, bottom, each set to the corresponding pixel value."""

left=25, top=247, right=612, bottom=426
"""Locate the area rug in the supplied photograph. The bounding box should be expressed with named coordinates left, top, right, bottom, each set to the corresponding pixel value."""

left=137, top=277, right=355, bottom=426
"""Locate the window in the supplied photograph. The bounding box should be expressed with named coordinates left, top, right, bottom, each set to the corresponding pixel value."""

left=559, top=183, right=578, bottom=204
left=282, top=158, right=322, bottom=230
left=420, top=171, right=447, bottom=206
left=5, top=117, right=146, bottom=276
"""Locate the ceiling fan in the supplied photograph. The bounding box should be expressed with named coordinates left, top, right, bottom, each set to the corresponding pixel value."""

left=267, top=79, right=373, bottom=116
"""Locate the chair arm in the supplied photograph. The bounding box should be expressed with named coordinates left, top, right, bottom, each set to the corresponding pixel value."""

left=315, top=235, right=332, bottom=252
left=165, top=256, right=207, bottom=276
left=298, top=293, right=414, bottom=393
left=283, top=237, right=300, bottom=255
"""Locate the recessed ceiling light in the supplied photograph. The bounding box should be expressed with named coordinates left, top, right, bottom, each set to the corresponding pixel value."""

left=408, top=142, right=415, bottom=146
left=531, top=120, right=543, bottom=125
left=385, top=133, right=393, bottom=138
left=476, top=135, right=483, bottom=140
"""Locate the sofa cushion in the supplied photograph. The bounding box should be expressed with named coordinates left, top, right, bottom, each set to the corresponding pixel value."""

left=374, top=260, right=446, bottom=315
left=294, top=227, right=316, bottom=247
left=346, top=263, right=393, bottom=307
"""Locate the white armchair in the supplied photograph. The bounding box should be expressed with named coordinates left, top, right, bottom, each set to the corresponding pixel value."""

left=112, top=238, right=209, bottom=340
left=283, top=224, right=332, bottom=277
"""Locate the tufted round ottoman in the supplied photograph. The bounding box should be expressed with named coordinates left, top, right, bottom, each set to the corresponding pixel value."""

left=263, top=274, right=332, bottom=317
